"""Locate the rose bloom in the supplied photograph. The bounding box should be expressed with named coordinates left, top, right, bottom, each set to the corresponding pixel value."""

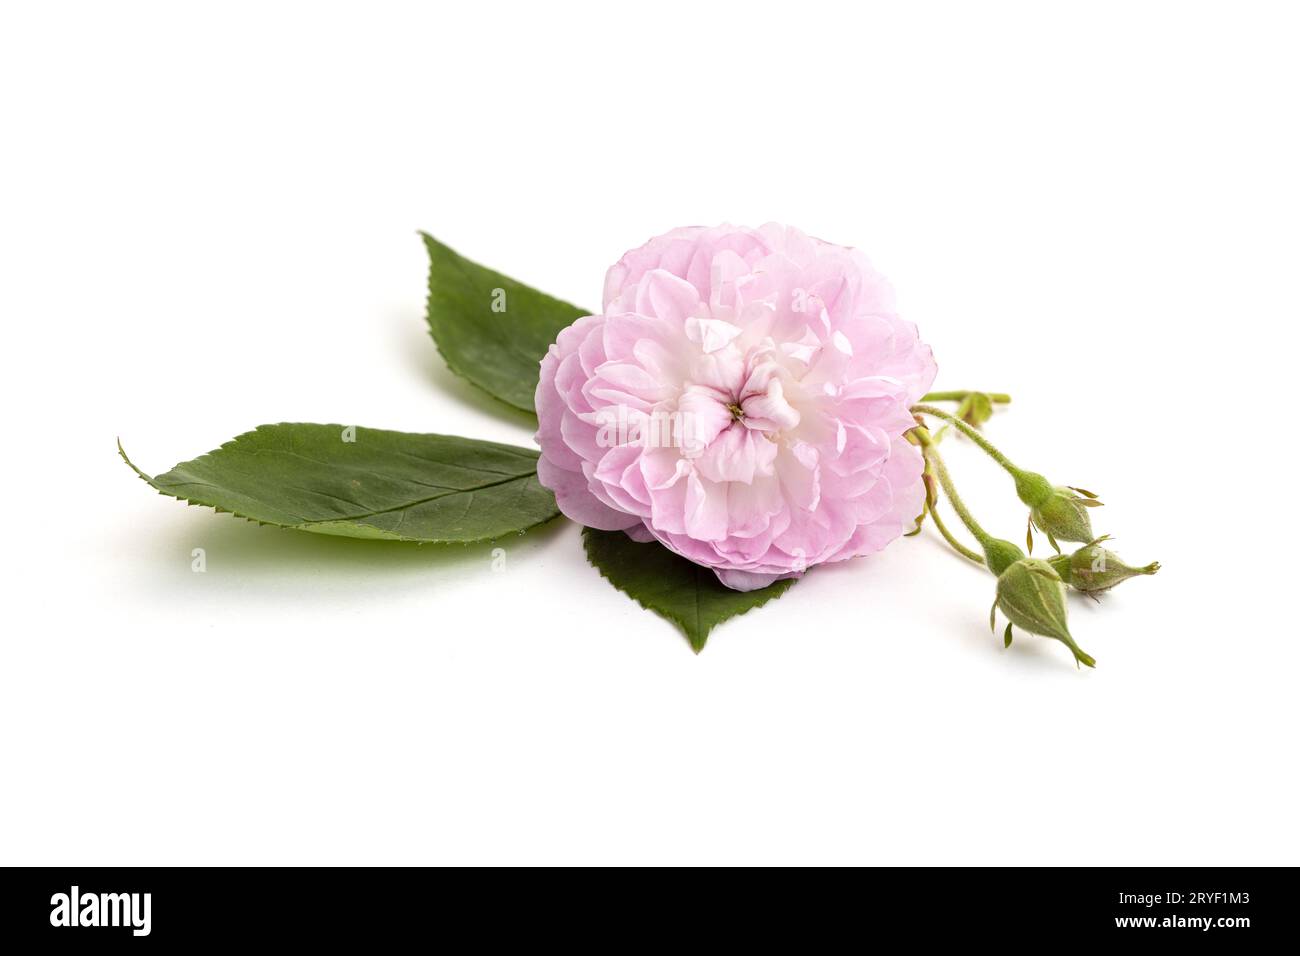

left=535, top=223, right=937, bottom=591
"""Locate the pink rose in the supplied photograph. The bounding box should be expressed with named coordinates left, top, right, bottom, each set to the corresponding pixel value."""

left=535, top=223, right=937, bottom=591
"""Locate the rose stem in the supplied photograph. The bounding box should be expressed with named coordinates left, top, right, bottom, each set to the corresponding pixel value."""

left=924, top=442, right=997, bottom=553
left=926, top=498, right=984, bottom=564
left=911, top=424, right=990, bottom=564
left=920, top=390, right=1012, bottom=404
left=911, top=404, right=1020, bottom=478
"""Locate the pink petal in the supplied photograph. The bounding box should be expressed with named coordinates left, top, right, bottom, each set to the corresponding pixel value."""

left=536, top=456, right=638, bottom=531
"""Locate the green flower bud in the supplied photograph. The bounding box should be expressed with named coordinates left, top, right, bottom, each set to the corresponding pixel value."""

left=995, top=558, right=1095, bottom=667
left=1030, top=486, right=1099, bottom=546
left=1013, top=469, right=1054, bottom=508
left=1012, top=470, right=1102, bottom=547
left=1047, top=536, right=1160, bottom=594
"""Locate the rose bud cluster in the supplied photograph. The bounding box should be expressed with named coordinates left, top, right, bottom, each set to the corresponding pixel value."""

left=914, top=401, right=1158, bottom=668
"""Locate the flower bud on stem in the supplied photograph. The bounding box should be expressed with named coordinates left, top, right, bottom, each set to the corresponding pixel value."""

left=917, top=431, right=1095, bottom=668
left=1048, top=536, right=1160, bottom=595
left=996, top=558, right=1096, bottom=668
left=911, top=403, right=1101, bottom=548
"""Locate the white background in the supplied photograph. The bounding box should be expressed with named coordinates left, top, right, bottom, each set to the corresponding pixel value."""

left=2, top=1, right=1296, bottom=865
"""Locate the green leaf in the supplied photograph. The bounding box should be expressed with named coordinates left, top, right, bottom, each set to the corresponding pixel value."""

left=422, top=232, right=589, bottom=414
left=120, top=424, right=560, bottom=542
left=582, top=527, right=795, bottom=653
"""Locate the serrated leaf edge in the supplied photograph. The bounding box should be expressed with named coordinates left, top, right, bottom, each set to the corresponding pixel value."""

left=420, top=231, right=589, bottom=417
left=118, top=427, right=561, bottom=546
